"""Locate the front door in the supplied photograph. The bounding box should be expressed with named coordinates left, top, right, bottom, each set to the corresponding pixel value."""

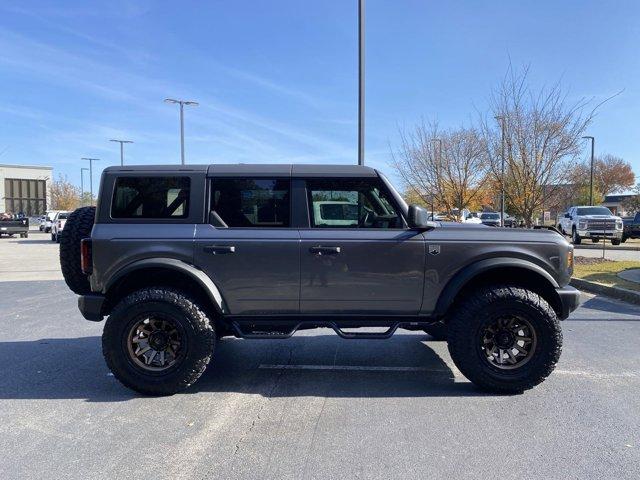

left=299, top=178, right=425, bottom=315
left=194, top=177, right=300, bottom=315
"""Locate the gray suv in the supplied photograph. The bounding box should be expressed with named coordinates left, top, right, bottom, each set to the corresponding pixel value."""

left=59, top=164, right=580, bottom=395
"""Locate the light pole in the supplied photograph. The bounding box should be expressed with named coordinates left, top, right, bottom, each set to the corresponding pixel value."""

left=358, top=0, right=365, bottom=166
left=110, top=139, right=133, bottom=166
left=495, top=115, right=506, bottom=227
left=80, top=167, right=89, bottom=206
left=165, top=98, right=198, bottom=165
left=582, top=136, right=595, bottom=205
left=431, top=138, right=442, bottom=218
left=81, top=158, right=100, bottom=205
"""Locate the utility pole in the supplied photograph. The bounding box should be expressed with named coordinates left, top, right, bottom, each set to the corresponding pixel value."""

left=110, top=139, right=133, bottom=166
left=582, top=136, right=595, bottom=205
left=81, top=158, right=100, bottom=205
left=80, top=167, right=89, bottom=206
left=495, top=115, right=506, bottom=227
left=357, top=0, right=365, bottom=166
left=165, top=98, right=198, bottom=165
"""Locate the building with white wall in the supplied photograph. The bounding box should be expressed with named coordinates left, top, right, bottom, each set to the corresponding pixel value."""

left=0, top=164, right=53, bottom=215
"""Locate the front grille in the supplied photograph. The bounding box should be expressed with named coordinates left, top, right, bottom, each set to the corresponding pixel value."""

left=587, top=220, right=616, bottom=230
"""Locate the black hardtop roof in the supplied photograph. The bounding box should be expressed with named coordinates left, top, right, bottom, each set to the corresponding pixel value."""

left=103, top=164, right=378, bottom=178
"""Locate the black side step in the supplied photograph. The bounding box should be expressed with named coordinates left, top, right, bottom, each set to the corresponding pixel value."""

left=230, top=321, right=429, bottom=340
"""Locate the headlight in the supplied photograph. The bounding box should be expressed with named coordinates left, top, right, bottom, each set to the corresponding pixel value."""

left=578, top=221, right=587, bottom=230
left=616, top=220, right=623, bottom=230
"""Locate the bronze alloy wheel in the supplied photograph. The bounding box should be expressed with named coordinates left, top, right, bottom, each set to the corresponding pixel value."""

left=480, top=315, right=538, bottom=370
left=126, top=316, right=183, bottom=372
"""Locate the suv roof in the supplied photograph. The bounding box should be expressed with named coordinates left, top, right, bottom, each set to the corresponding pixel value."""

left=103, top=164, right=378, bottom=178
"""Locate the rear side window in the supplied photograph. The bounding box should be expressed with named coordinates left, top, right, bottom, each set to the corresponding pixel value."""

left=111, top=177, right=190, bottom=219
left=211, top=178, right=290, bottom=228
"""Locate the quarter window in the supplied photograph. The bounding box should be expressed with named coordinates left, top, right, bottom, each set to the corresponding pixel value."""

left=211, top=178, right=290, bottom=228
left=306, top=179, right=402, bottom=228
left=111, top=177, right=190, bottom=219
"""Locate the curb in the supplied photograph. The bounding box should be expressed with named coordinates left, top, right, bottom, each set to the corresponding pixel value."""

left=570, top=278, right=640, bottom=306
left=574, top=245, right=640, bottom=252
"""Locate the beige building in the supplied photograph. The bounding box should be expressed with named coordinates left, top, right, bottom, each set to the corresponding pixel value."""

left=0, top=164, right=53, bottom=216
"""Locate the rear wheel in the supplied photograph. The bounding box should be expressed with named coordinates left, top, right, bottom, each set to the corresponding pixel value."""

left=592, top=238, right=599, bottom=243
left=103, top=288, right=215, bottom=395
left=447, top=285, right=562, bottom=393
left=611, top=238, right=621, bottom=246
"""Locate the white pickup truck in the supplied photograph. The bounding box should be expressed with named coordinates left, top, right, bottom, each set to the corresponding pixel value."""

left=558, top=206, right=623, bottom=245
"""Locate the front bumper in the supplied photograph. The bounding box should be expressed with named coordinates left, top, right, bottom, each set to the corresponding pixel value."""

left=577, top=229, right=622, bottom=239
left=78, top=294, right=105, bottom=322
left=557, top=285, right=581, bottom=319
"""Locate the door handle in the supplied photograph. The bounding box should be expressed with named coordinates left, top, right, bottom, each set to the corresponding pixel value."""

left=309, top=246, right=341, bottom=255
left=204, top=245, right=236, bottom=255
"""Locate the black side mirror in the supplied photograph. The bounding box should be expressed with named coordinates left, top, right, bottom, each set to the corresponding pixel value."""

left=564, top=213, right=571, bottom=219
left=408, top=205, right=436, bottom=230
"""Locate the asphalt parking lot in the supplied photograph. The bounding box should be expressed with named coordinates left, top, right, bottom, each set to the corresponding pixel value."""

left=1, top=232, right=639, bottom=479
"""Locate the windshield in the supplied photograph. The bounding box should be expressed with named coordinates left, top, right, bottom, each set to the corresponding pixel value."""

left=576, top=207, right=612, bottom=216
left=480, top=213, right=500, bottom=219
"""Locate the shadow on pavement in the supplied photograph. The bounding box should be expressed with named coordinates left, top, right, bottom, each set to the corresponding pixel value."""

left=0, top=334, right=490, bottom=401
left=569, top=296, right=640, bottom=320
left=15, top=239, right=55, bottom=245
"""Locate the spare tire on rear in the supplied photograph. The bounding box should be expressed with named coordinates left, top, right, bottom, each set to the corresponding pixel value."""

left=60, top=206, right=96, bottom=295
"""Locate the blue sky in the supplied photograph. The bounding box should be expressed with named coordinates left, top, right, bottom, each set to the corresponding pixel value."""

left=1, top=0, right=639, bottom=193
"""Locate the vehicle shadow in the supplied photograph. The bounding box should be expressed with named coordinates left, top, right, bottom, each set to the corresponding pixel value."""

left=568, top=296, right=640, bottom=320
left=0, top=334, right=492, bottom=402
left=15, top=239, right=55, bottom=245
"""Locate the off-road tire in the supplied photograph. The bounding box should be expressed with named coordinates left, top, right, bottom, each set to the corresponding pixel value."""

left=611, top=239, right=621, bottom=246
left=59, top=206, right=95, bottom=295
left=423, top=322, right=447, bottom=341
left=103, top=288, right=216, bottom=396
left=447, top=285, right=562, bottom=393
left=571, top=227, right=581, bottom=245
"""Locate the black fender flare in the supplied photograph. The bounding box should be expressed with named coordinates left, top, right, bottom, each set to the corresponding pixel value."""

left=103, top=258, right=228, bottom=314
left=433, top=257, right=559, bottom=318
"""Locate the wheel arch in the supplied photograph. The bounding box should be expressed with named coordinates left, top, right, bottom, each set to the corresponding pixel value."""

left=102, top=258, right=228, bottom=317
left=434, top=258, right=562, bottom=320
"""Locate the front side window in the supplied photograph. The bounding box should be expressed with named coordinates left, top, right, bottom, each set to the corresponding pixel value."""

left=111, top=177, right=190, bottom=219
left=211, top=178, right=290, bottom=228
left=306, top=178, right=402, bottom=228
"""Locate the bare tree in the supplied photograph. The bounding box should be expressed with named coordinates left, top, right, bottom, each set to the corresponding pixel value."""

left=480, top=65, right=604, bottom=225
left=392, top=121, right=489, bottom=217
left=51, top=175, right=81, bottom=211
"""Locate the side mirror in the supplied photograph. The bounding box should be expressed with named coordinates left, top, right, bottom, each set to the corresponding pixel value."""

left=408, top=205, right=436, bottom=230
left=564, top=213, right=571, bottom=219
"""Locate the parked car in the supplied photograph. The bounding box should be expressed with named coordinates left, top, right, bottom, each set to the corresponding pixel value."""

left=622, top=212, right=640, bottom=242
left=558, top=206, right=623, bottom=245
left=461, top=210, right=483, bottom=224
left=42, top=210, right=60, bottom=233
left=51, top=211, right=69, bottom=242
left=479, top=212, right=501, bottom=226
left=59, top=164, right=578, bottom=396
left=0, top=214, right=29, bottom=238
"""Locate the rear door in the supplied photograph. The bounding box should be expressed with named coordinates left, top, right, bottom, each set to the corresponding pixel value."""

left=193, top=177, right=300, bottom=315
left=299, top=177, right=425, bottom=315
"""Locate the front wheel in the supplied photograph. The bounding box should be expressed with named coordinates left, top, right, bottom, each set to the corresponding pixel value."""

left=423, top=322, right=447, bottom=341
left=611, top=238, right=621, bottom=246
left=102, top=288, right=216, bottom=395
left=447, top=286, right=562, bottom=393
left=571, top=228, right=581, bottom=245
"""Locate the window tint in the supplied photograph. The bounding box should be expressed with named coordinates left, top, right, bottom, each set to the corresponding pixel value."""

left=306, top=179, right=401, bottom=228
left=211, top=178, right=290, bottom=228
left=111, top=177, right=190, bottom=219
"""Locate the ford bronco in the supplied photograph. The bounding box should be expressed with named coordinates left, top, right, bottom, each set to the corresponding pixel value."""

left=59, top=164, right=580, bottom=395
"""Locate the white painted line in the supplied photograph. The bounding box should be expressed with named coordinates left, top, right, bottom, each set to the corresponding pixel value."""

left=259, top=364, right=451, bottom=373
left=554, top=369, right=638, bottom=379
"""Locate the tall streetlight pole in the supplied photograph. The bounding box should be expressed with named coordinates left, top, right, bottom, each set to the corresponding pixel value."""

left=80, top=167, right=89, bottom=206
left=165, top=98, right=198, bottom=165
left=81, top=158, right=100, bottom=205
left=357, top=0, right=365, bottom=166
left=110, top=139, right=133, bottom=166
left=495, top=115, right=506, bottom=227
left=582, top=136, right=595, bottom=205
left=431, top=138, right=442, bottom=218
